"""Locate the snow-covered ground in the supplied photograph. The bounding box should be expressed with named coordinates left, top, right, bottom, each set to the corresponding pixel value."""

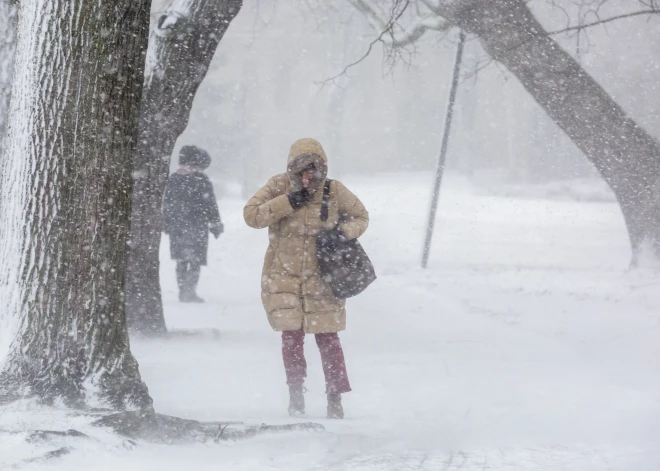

left=3, top=172, right=660, bottom=470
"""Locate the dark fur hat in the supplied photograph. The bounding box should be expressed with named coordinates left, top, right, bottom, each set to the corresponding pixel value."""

left=179, top=145, right=211, bottom=169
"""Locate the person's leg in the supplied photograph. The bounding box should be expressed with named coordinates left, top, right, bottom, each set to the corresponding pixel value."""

left=282, top=329, right=306, bottom=415
left=178, top=261, right=204, bottom=303
left=189, top=262, right=201, bottom=284
left=176, top=261, right=189, bottom=301
left=187, top=262, right=203, bottom=302
left=315, top=332, right=350, bottom=419
left=282, top=329, right=307, bottom=386
left=315, top=333, right=351, bottom=394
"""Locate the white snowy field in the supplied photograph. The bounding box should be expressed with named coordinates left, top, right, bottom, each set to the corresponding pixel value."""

left=3, top=172, right=660, bottom=470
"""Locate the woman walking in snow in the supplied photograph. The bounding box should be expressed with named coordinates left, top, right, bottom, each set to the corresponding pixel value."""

left=244, top=138, right=369, bottom=419
left=163, top=145, right=224, bottom=303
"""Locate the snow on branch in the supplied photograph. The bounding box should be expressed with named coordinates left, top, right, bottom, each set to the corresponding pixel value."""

left=145, top=0, right=198, bottom=85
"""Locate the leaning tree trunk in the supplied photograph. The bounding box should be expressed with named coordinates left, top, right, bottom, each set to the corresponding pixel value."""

left=0, top=0, right=153, bottom=410
left=126, top=0, right=242, bottom=336
left=441, top=0, right=660, bottom=261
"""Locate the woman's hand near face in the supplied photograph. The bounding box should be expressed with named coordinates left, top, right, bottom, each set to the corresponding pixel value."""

left=301, top=170, right=315, bottom=189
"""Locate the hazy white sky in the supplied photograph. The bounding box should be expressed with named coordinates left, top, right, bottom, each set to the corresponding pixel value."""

left=161, top=1, right=660, bottom=186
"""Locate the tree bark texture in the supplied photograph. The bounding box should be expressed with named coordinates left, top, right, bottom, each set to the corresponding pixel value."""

left=126, top=0, right=242, bottom=336
left=434, top=0, right=660, bottom=260
left=0, top=0, right=153, bottom=410
left=0, top=1, right=15, bottom=154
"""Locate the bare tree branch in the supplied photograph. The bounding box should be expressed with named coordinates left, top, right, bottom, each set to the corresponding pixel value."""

left=353, top=0, right=659, bottom=49
left=341, top=0, right=659, bottom=85
left=547, top=8, right=660, bottom=35
left=350, top=0, right=451, bottom=47
left=319, top=0, right=453, bottom=86
left=318, top=25, right=394, bottom=87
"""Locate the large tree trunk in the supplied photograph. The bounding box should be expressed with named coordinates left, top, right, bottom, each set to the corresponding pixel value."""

left=126, top=0, right=242, bottom=336
left=0, top=0, right=153, bottom=410
left=439, top=0, right=660, bottom=261
left=0, top=1, right=15, bottom=153
left=0, top=2, right=16, bottom=358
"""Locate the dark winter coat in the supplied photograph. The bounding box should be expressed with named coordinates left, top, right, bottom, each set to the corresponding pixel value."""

left=163, top=169, right=222, bottom=265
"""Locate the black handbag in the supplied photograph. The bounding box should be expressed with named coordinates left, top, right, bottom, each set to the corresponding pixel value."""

left=316, top=179, right=376, bottom=299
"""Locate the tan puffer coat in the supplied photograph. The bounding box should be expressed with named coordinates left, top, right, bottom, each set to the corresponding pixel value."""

left=244, top=138, right=369, bottom=334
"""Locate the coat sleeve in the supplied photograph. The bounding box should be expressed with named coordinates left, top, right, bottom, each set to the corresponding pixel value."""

left=244, top=176, right=295, bottom=229
left=335, top=181, right=369, bottom=240
left=200, top=177, right=222, bottom=227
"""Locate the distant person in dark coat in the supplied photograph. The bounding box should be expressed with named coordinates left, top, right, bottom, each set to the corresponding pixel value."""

left=163, top=145, right=223, bottom=303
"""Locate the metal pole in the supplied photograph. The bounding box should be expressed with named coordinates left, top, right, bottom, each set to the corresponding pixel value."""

left=422, top=30, right=465, bottom=269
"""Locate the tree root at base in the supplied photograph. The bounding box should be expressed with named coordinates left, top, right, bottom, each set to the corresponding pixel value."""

left=93, top=411, right=325, bottom=444
left=8, top=447, right=72, bottom=470
left=1, top=408, right=324, bottom=468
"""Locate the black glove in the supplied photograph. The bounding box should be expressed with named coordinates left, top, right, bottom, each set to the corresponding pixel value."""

left=288, top=189, right=311, bottom=209
left=317, top=228, right=346, bottom=252
left=210, top=222, right=224, bottom=239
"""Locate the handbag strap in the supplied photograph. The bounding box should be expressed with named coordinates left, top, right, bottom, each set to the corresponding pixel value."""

left=320, top=178, right=332, bottom=222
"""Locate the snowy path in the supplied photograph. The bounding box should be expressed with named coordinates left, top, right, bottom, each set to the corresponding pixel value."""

left=3, top=173, right=660, bottom=470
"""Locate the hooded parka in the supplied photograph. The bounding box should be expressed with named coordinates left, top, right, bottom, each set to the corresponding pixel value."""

left=244, top=138, right=369, bottom=334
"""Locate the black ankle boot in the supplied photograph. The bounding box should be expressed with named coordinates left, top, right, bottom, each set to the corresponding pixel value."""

left=179, top=289, right=205, bottom=303
left=327, top=392, right=344, bottom=419
left=181, top=293, right=205, bottom=303
left=288, top=385, right=305, bottom=416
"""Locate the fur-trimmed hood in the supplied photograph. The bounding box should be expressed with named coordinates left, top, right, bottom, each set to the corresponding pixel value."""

left=287, top=138, right=328, bottom=192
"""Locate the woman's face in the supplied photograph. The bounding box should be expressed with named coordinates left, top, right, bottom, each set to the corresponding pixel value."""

left=301, top=169, right=316, bottom=189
